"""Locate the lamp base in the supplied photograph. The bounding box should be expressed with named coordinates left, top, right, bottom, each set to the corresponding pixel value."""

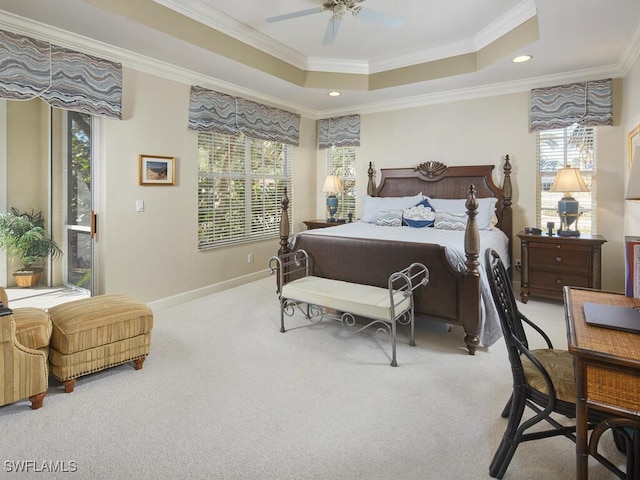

left=557, top=195, right=582, bottom=237
left=557, top=229, right=580, bottom=237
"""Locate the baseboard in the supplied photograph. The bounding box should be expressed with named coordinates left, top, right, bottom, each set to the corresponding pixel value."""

left=147, top=270, right=271, bottom=311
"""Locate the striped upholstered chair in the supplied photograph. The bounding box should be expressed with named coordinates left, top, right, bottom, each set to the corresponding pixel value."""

left=0, top=287, right=51, bottom=409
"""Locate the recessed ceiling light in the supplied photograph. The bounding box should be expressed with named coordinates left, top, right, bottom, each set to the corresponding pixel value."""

left=328, top=91, right=341, bottom=97
left=512, top=55, right=532, bottom=63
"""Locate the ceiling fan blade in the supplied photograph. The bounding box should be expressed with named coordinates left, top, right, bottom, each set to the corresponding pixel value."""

left=266, top=7, right=325, bottom=23
left=355, top=8, right=405, bottom=29
left=322, top=16, right=342, bottom=45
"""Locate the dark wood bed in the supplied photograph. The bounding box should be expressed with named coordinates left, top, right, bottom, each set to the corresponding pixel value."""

left=277, top=155, right=513, bottom=354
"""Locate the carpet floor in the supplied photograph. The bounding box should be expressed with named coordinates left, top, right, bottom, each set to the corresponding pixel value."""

left=0, top=277, right=627, bottom=479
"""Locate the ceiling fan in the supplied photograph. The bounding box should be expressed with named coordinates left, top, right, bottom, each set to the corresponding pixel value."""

left=265, top=0, right=405, bottom=46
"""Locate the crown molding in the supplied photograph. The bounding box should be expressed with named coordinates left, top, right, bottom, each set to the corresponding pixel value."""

left=152, top=0, right=538, bottom=76
left=319, top=64, right=623, bottom=118
left=152, top=0, right=309, bottom=69
left=0, top=9, right=627, bottom=121
left=0, top=11, right=318, bottom=118
left=618, top=15, right=640, bottom=76
left=473, top=0, right=537, bottom=50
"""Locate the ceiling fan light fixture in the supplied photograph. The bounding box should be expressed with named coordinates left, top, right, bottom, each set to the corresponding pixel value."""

left=268, top=0, right=405, bottom=44
left=334, top=3, right=348, bottom=16
left=512, top=54, right=532, bottom=63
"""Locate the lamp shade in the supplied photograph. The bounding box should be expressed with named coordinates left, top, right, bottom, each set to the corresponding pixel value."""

left=322, top=175, right=343, bottom=194
left=625, top=146, right=640, bottom=200
left=549, top=167, right=589, bottom=194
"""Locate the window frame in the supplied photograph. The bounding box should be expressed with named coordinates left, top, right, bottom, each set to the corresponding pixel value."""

left=198, top=132, right=292, bottom=250
left=326, top=146, right=356, bottom=220
left=536, top=124, right=597, bottom=234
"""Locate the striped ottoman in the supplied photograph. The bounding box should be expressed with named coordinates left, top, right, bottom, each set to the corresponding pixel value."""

left=48, top=294, right=153, bottom=393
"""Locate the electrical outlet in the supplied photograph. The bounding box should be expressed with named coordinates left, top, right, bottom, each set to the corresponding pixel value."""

left=515, top=259, right=522, bottom=269
left=247, top=253, right=254, bottom=264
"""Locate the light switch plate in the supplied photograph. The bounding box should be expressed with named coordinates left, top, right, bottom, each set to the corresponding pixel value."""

left=136, top=200, right=144, bottom=212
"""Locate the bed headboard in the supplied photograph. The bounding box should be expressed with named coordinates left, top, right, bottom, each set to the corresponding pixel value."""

left=367, top=156, right=513, bottom=255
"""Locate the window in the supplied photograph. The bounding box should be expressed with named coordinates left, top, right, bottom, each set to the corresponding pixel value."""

left=537, top=124, right=596, bottom=233
left=65, top=111, right=93, bottom=290
left=198, top=132, right=291, bottom=249
left=327, top=146, right=356, bottom=219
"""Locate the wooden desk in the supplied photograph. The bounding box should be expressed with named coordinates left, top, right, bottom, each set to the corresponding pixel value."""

left=564, top=287, right=640, bottom=479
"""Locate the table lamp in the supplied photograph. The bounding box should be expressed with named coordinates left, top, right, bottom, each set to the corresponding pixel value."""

left=322, top=174, right=343, bottom=222
left=549, top=167, right=589, bottom=236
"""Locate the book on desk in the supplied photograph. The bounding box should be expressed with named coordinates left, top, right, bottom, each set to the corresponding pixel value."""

left=583, top=301, right=640, bottom=334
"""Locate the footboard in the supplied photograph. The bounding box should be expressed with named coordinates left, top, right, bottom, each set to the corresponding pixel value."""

left=290, top=234, right=481, bottom=354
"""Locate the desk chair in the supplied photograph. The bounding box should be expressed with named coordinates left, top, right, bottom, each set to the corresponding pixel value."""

left=484, top=249, right=622, bottom=479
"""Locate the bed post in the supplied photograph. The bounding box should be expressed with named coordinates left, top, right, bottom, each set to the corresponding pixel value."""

left=279, top=187, right=290, bottom=256
left=464, top=185, right=480, bottom=275
left=501, top=154, right=513, bottom=265
left=367, top=162, right=376, bottom=195
left=462, top=184, right=481, bottom=355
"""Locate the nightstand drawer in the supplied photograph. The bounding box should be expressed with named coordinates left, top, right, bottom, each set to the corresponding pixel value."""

left=529, top=243, right=592, bottom=270
left=529, top=270, right=591, bottom=292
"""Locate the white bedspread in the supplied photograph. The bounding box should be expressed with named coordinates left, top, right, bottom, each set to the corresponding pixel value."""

left=297, top=222, right=510, bottom=347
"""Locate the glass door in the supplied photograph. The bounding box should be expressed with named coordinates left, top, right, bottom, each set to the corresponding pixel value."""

left=64, top=111, right=93, bottom=293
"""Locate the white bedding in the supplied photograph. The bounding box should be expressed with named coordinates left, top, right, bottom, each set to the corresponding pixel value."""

left=297, top=222, right=510, bottom=347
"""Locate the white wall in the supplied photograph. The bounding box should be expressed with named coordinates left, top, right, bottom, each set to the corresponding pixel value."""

left=315, top=92, right=626, bottom=291
left=2, top=67, right=631, bottom=300
left=624, top=54, right=640, bottom=235
left=93, top=69, right=317, bottom=303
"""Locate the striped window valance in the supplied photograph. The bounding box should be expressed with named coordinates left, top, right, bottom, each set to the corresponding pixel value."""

left=529, top=78, right=613, bottom=132
left=188, top=85, right=300, bottom=146
left=0, top=29, right=122, bottom=119
left=318, top=114, right=361, bottom=149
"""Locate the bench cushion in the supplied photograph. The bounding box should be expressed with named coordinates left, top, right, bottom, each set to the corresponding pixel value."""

left=282, top=276, right=411, bottom=321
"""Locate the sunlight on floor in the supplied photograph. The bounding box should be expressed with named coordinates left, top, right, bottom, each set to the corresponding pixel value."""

left=5, top=287, right=89, bottom=310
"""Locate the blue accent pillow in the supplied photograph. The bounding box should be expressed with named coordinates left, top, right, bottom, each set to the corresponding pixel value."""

left=403, top=198, right=436, bottom=227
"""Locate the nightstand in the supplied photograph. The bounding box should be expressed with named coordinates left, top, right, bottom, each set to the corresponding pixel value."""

left=303, top=219, right=345, bottom=230
left=517, top=231, right=607, bottom=303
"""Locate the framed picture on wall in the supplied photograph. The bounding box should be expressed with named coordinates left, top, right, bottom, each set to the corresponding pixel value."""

left=629, top=124, right=640, bottom=169
left=139, top=155, right=175, bottom=185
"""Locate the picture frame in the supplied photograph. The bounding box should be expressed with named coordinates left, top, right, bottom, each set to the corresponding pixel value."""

left=629, top=124, right=640, bottom=169
left=139, top=154, right=175, bottom=185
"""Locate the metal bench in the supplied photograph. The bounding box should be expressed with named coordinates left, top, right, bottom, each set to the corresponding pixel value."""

left=268, top=250, right=429, bottom=367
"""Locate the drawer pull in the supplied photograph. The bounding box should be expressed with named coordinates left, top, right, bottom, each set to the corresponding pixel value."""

left=556, top=278, right=562, bottom=284
left=556, top=256, right=562, bottom=262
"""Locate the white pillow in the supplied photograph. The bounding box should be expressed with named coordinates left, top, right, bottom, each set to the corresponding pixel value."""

left=428, top=197, right=498, bottom=230
left=375, top=209, right=403, bottom=227
left=434, top=211, right=467, bottom=230
left=361, top=193, right=424, bottom=223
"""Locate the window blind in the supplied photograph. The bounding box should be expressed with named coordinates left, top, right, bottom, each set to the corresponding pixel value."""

left=536, top=125, right=596, bottom=233
left=328, top=146, right=357, bottom=219
left=198, top=132, right=292, bottom=249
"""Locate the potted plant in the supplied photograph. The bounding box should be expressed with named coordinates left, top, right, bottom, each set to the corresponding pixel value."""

left=0, top=208, right=62, bottom=287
